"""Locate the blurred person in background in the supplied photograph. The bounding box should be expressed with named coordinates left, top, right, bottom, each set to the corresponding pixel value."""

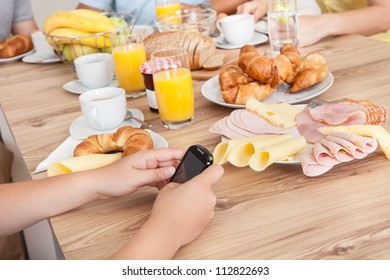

left=76, top=0, right=251, bottom=25
left=0, top=0, right=39, bottom=41
left=236, top=0, right=390, bottom=46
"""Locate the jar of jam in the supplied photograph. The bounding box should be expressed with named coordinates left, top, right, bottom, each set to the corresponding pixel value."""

left=140, top=60, right=158, bottom=113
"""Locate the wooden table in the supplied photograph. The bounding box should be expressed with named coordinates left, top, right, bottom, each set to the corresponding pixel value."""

left=1, top=34, right=390, bottom=260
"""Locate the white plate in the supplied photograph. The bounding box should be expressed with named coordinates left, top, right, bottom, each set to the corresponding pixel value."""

left=201, top=72, right=334, bottom=108
left=69, top=109, right=144, bottom=139
left=0, top=49, right=35, bottom=63
left=255, top=20, right=268, bottom=34
left=63, top=79, right=119, bottom=94
left=22, top=51, right=60, bottom=64
left=213, top=32, right=268, bottom=50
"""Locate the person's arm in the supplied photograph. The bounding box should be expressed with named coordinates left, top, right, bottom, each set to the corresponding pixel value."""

left=110, top=164, right=224, bottom=259
left=12, top=19, right=39, bottom=36
left=235, top=0, right=267, bottom=21
left=299, top=0, right=390, bottom=47
left=210, top=0, right=250, bottom=15
left=0, top=148, right=184, bottom=237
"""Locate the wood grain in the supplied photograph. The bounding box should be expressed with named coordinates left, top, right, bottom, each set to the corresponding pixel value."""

left=1, top=34, right=390, bottom=259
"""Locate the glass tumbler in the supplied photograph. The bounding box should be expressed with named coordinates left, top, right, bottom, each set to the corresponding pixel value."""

left=109, top=28, right=146, bottom=98
left=267, top=0, right=299, bottom=55
left=152, top=48, right=195, bottom=129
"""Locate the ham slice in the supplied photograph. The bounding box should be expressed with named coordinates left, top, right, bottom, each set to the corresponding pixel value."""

left=209, top=109, right=296, bottom=139
left=301, top=132, right=378, bottom=177
left=308, top=102, right=367, bottom=125
left=296, top=108, right=327, bottom=144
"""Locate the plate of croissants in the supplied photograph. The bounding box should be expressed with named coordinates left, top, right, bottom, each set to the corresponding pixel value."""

left=0, top=34, right=35, bottom=63
left=201, top=44, right=334, bottom=108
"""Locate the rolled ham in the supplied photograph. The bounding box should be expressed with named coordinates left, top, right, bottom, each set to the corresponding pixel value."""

left=301, top=132, right=378, bottom=177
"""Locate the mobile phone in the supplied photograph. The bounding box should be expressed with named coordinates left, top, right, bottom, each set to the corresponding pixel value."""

left=170, top=144, right=214, bottom=183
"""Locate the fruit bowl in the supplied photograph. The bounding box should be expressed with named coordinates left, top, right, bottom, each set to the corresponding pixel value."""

left=45, top=12, right=135, bottom=63
left=155, top=8, right=217, bottom=36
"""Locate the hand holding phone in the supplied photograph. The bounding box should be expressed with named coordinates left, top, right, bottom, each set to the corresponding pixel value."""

left=170, top=144, right=214, bottom=183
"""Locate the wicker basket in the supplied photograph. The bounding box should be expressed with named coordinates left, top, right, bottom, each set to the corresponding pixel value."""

left=45, top=12, right=135, bottom=63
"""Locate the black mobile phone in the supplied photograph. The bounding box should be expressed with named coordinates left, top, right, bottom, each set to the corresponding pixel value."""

left=170, top=144, right=214, bottom=183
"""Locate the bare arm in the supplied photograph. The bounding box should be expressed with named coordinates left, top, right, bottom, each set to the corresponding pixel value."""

left=235, top=0, right=267, bottom=20
left=110, top=164, right=224, bottom=259
left=299, top=0, right=390, bottom=46
left=12, top=19, right=39, bottom=36
left=210, top=0, right=250, bottom=15
left=0, top=148, right=184, bottom=237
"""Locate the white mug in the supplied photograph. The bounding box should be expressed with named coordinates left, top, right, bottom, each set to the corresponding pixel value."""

left=79, top=87, right=127, bottom=130
left=74, top=53, right=114, bottom=89
left=216, top=14, right=255, bottom=45
left=31, top=30, right=56, bottom=59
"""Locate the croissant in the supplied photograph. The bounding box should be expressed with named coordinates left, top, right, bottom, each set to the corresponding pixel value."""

left=219, top=63, right=275, bottom=105
left=290, top=51, right=328, bottom=93
left=73, top=126, right=153, bottom=157
left=238, top=45, right=281, bottom=87
left=280, top=44, right=301, bottom=84
left=0, top=34, right=33, bottom=58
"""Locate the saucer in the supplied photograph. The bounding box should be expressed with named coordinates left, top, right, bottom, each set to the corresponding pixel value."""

left=22, top=51, right=61, bottom=64
left=213, top=32, right=268, bottom=50
left=63, top=79, right=119, bottom=94
left=69, top=108, right=144, bottom=139
left=255, top=20, right=268, bottom=34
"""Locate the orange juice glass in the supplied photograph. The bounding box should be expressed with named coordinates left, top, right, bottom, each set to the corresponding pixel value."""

left=152, top=48, right=194, bottom=129
left=155, top=0, right=181, bottom=22
left=110, top=28, right=146, bottom=98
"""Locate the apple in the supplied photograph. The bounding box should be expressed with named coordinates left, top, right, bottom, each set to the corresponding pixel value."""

left=109, top=16, right=128, bottom=30
left=62, top=44, right=98, bottom=62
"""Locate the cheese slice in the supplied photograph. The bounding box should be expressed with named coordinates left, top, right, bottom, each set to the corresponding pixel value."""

left=228, top=134, right=296, bottom=167
left=47, top=153, right=122, bottom=176
left=249, top=136, right=307, bottom=171
left=213, top=135, right=276, bottom=164
left=245, top=98, right=302, bottom=128
left=319, top=125, right=390, bottom=159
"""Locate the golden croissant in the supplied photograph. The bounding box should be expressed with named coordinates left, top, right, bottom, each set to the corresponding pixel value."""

left=74, top=126, right=153, bottom=157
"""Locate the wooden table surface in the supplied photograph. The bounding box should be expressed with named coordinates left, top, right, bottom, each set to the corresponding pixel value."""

left=1, top=34, right=390, bottom=260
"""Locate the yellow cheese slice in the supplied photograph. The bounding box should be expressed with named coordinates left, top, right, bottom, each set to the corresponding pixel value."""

left=249, top=135, right=307, bottom=171
left=213, top=135, right=276, bottom=164
left=319, top=125, right=390, bottom=159
left=245, top=98, right=302, bottom=128
left=228, top=134, right=296, bottom=167
left=47, top=153, right=122, bottom=177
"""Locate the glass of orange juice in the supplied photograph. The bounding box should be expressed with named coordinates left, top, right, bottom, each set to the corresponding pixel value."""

left=109, top=28, right=146, bottom=98
left=151, top=48, right=194, bottom=129
left=155, top=0, right=181, bottom=22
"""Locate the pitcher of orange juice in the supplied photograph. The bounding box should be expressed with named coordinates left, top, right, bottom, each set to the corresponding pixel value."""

left=155, top=0, right=181, bottom=21
left=109, top=28, right=146, bottom=98
left=152, top=48, right=194, bottom=129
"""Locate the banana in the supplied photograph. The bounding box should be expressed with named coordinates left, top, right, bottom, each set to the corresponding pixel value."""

left=70, top=9, right=114, bottom=27
left=43, top=11, right=115, bottom=35
left=47, top=28, right=111, bottom=49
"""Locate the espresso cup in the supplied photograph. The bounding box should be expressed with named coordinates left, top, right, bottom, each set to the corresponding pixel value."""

left=74, top=53, right=114, bottom=89
left=79, top=87, right=127, bottom=131
left=216, top=14, right=255, bottom=45
left=31, top=30, right=56, bottom=59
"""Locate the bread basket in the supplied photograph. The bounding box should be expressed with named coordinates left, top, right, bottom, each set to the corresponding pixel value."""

left=45, top=12, right=135, bottom=64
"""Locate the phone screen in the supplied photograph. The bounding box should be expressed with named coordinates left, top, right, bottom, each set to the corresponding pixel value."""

left=170, top=145, right=213, bottom=183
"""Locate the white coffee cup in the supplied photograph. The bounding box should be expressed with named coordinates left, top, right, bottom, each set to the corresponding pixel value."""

left=216, top=14, right=255, bottom=45
left=31, top=30, right=56, bottom=59
left=79, top=87, right=127, bottom=130
left=74, top=53, right=114, bottom=89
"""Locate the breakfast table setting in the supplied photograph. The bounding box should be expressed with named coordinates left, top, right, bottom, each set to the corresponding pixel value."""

left=1, top=6, right=390, bottom=259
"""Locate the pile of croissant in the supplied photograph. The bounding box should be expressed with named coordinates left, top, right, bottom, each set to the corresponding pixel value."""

left=219, top=44, right=328, bottom=105
left=0, top=34, right=33, bottom=58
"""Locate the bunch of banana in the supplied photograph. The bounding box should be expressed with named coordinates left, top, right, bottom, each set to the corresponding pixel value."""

left=44, top=9, right=125, bottom=49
